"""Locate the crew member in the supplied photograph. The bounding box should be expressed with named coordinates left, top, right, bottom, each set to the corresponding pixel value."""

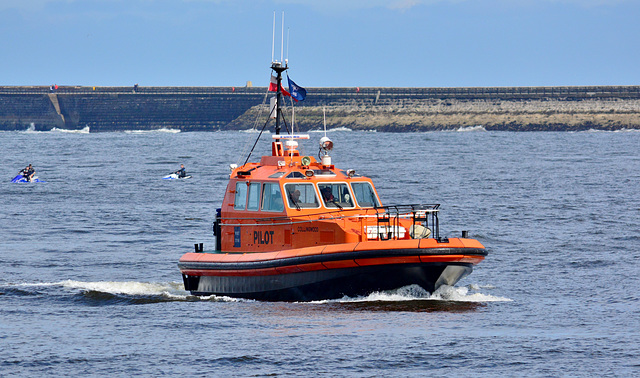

left=288, top=189, right=301, bottom=208
left=321, top=186, right=334, bottom=202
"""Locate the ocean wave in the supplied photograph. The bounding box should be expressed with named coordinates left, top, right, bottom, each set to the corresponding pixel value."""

left=50, top=126, right=90, bottom=134
left=613, top=128, right=640, bottom=132
left=456, top=125, right=487, bottom=132
left=21, top=125, right=91, bottom=134
left=239, top=128, right=271, bottom=133
left=124, top=128, right=181, bottom=134
left=308, top=127, right=353, bottom=133
left=581, top=128, right=640, bottom=133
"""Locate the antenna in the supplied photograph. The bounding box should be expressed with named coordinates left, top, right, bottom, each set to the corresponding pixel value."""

left=271, top=11, right=276, bottom=63
left=286, top=28, right=290, bottom=64
left=290, top=105, right=295, bottom=164
left=269, top=12, right=289, bottom=137
left=280, top=11, right=285, bottom=64
left=323, top=106, right=327, bottom=137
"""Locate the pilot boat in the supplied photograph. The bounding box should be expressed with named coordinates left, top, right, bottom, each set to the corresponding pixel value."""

left=178, top=61, right=487, bottom=301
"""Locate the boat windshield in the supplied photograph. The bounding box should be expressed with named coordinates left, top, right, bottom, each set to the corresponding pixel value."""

left=234, top=182, right=247, bottom=210
left=284, top=183, right=320, bottom=209
left=261, top=182, right=284, bottom=212
left=351, top=182, right=380, bottom=208
left=318, top=183, right=354, bottom=209
left=247, top=182, right=261, bottom=211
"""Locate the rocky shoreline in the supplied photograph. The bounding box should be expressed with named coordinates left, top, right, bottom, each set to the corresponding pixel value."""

left=229, top=97, right=640, bottom=132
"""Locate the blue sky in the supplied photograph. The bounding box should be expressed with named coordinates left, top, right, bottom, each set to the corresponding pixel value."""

left=1, top=0, right=638, bottom=88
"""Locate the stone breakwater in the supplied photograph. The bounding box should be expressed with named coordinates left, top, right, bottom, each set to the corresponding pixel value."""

left=1, top=85, right=639, bottom=132
left=234, top=97, right=640, bottom=132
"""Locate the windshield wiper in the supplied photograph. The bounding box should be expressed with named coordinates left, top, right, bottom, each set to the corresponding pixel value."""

left=330, top=200, right=343, bottom=210
left=289, top=194, right=301, bottom=210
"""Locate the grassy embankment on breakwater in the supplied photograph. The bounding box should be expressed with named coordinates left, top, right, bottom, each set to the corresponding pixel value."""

left=279, top=98, right=640, bottom=132
left=230, top=86, right=640, bottom=132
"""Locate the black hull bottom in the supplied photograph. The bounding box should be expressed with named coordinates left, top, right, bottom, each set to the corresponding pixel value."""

left=183, top=263, right=473, bottom=301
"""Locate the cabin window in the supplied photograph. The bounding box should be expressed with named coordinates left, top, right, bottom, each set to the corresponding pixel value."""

left=247, top=182, right=261, bottom=211
left=318, top=183, right=355, bottom=209
left=284, top=183, right=320, bottom=209
left=351, top=182, right=381, bottom=208
left=261, top=183, right=284, bottom=212
left=233, top=182, right=247, bottom=210
left=286, top=172, right=306, bottom=179
left=313, top=169, right=336, bottom=176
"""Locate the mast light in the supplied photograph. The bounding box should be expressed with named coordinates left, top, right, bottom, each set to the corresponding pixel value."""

left=319, top=136, right=333, bottom=152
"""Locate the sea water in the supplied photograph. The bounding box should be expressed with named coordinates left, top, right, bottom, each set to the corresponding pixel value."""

left=1, top=129, right=639, bottom=376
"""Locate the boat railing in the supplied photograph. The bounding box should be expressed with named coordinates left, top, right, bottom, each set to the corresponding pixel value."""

left=215, top=204, right=443, bottom=244
left=372, top=204, right=440, bottom=241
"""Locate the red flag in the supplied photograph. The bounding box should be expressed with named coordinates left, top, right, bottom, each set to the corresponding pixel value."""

left=269, top=74, right=277, bottom=91
left=269, top=74, right=290, bottom=97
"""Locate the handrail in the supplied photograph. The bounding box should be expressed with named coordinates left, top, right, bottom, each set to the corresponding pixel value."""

left=373, top=204, right=440, bottom=241
left=216, top=203, right=443, bottom=245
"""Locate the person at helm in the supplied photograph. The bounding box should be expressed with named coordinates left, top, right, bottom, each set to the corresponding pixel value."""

left=321, top=186, right=334, bottom=202
left=175, top=164, right=187, bottom=178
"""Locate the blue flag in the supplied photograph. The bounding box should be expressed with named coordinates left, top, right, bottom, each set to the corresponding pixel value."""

left=287, top=75, right=307, bottom=102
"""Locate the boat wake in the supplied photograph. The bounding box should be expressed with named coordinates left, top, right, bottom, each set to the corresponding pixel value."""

left=2, top=281, right=509, bottom=305
left=3, top=280, right=197, bottom=303
left=321, top=284, right=511, bottom=304
left=59, top=280, right=187, bottom=297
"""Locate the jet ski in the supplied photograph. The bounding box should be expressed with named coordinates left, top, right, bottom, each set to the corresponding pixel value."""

left=163, top=173, right=192, bottom=180
left=11, top=175, right=45, bottom=183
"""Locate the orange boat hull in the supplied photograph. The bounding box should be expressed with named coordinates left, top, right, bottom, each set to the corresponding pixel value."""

left=178, top=239, right=486, bottom=301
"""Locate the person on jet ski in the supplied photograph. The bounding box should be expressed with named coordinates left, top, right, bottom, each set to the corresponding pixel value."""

left=175, top=164, right=187, bottom=178
left=19, top=164, right=35, bottom=182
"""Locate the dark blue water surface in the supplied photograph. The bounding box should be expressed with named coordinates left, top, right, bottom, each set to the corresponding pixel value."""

left=1, top=128, right=639, bottom=376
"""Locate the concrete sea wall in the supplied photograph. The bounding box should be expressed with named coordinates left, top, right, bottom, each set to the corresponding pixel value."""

left=1, top=85, right=639, bottom=132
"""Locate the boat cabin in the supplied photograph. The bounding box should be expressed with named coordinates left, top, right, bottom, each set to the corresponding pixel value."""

left=214, top=136, right=439, bottom=253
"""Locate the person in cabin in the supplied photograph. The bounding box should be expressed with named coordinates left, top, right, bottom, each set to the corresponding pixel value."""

left=175, top=164, right=187, bottom=178
left=20, top=164, right=35, bottom=182
left=321, top=186, right=334, bottom=202
left=289, top=189, right=301, bottom=206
